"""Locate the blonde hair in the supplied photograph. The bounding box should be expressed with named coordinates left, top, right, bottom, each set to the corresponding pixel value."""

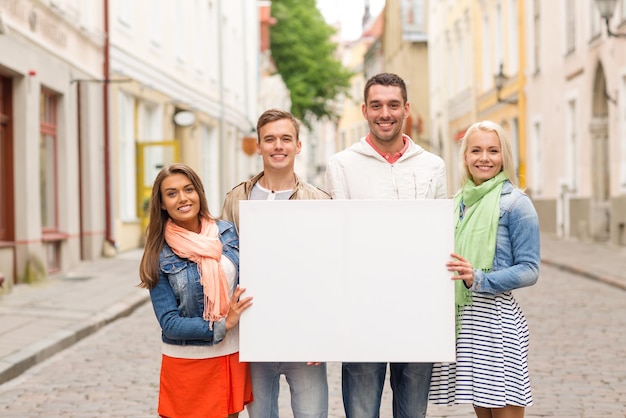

left=458, top=120, right=519, bottom=188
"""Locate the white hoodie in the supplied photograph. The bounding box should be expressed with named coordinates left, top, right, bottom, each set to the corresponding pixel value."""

left=325, top=135, right=448, bottom=200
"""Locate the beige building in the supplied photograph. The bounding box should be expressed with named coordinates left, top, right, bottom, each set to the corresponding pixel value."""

left=0, top=0, right=263, bottom=291
left=427, top=0, right=626, bottom=246
left=428, top=0, right=524, bottom=193
left=0, top=0, right=106, bottom=289
left=335, top=7, right=383, bottom=152
left=383, top=0, right=432, bottom=151
left=525, top=0, right=626, bottom=246
left=107, top=0, right=260, bottom=252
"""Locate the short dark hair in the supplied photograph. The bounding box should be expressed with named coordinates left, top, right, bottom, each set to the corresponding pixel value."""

left=363, top=73, right=408, bottom=104
left=256, top=108, right=300, bottom=142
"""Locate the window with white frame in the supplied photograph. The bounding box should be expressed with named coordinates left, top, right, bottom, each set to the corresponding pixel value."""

left=446, top=31, right=453, bottom=95
left=175, top=2, right=187, bottom=63
left=533, top=0, right=541, bottom=74
left=566, top=98, right=578, bottom=192
left=78, top=0, right=94, bottom=30
left=619, top=72, right=626, bottom=190
left=495, top=3, right=504, bottom=73
left=117, top=0, right=132, bottom=28
left=194, top=0, right=206, bottom=73
left=208, top=1, right=219, bottom=85
left=511, top=117, right=520, bottom=177
left=482, top=15, right=492, bottom=91
left=508, top=0, right=519, bottom=73
left=139, top=101, right=162, bottom=141
left=590, top=0, right=601, bottom=38
left=118, top=92, right=137, bottom=221
left=530, top=120, right=543, bottom=195
left=565, top=0, right=575, bottom=54
left=148, top=0, right=162, bottom=48
left=201, top=124, right=221, bottom=215
left=455, top=22, right=463, bottom=94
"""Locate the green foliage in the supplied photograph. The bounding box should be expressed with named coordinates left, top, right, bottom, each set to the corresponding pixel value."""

left=270, top=0, right=353, bottom=126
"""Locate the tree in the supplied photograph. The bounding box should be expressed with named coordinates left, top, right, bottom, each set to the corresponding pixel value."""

left=270, top=0, right=353, bottom=126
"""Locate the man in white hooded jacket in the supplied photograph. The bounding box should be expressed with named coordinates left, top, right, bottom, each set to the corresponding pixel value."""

left=325, top=72, right=447, bottom=418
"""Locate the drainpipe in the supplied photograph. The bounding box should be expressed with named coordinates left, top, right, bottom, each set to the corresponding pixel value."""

left=76, top=81, right=84, bottom=260
left=103, top=0, right=116, bottom=251
left=217, top=0, right=226, bottom=198
left=517, top=0, right=527, bottom=189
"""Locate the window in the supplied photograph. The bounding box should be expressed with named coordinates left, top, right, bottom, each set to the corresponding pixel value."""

left=201, top=124, right=221, bottom=215
left=590, top=0, right=601, bottom=38
left=507, top=0, right=519, bottom=72
left=194, top=0, right=206, bottom=73
left=148, top=0, right=162, bottom=47
left=78, top=0, right=95, bottom=30
left=566, top=98, right=578, bottom=191
left=495, top=3, right=504, bottom=73
left=175, top=2, right=187, bottom=63
left=565, top=0, right=575, bottom=54
left=40, top=89, right=59, bottom=231
left=117, top=0, right=132, bottom=27
left=482, top=14, right=492, bottom=91
left=620, top=73, right=626, bottom=189
left=530, top=120, right=543, bottom=195
left=40, top=88, right=62, bottom=273
left=118, top=92, right=137, bottom=221
left=533, top=0, right=541, bottom=73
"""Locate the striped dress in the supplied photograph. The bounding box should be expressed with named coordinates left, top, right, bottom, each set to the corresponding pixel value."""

left=429, top=291, right=533, bottom=407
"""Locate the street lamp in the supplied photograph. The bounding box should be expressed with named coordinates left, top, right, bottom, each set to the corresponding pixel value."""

left=493, top=63, right=518, bottom=105
left=594, top=0, right=626, bottom=38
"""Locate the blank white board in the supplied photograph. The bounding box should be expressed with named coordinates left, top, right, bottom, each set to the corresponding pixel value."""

left=238, top=199, right=455, bottom=362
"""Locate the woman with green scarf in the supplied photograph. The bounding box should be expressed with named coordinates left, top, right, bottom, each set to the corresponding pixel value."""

left=429, top=121, right=540, bottom=418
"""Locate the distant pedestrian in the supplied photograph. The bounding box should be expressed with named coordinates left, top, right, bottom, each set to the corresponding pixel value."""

left=429, top=120, right=540, bottom=418
left=325, top=72, right=448, bottom=418
left=222, top=108, right=330, bottom=418
left=139, top=163, right=253, bottom=418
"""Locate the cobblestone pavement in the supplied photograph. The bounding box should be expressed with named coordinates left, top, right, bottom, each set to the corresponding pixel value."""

left=0, top=262, right=624, bottom=417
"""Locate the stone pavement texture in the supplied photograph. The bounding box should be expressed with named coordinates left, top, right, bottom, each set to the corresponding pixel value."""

left=0, top=233, right=624, bottom=410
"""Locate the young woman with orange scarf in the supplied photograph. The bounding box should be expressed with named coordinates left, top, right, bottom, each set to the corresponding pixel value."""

left=139, top=163, right=253, bottom=418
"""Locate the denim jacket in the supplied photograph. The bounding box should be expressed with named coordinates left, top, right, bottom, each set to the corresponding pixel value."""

left=471, top=181, right=540, bottom=294
left=149, top=219, right=239, bottom=346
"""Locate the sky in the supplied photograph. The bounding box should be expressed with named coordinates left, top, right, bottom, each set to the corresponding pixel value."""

left=316, top=0, right=386, bottom=41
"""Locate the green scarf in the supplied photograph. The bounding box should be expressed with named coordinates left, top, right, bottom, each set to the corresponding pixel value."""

left=454, top=172, right=507, bottom=336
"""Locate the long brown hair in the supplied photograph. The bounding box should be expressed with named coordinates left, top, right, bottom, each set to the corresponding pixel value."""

left=138, top=163, right=214, bottom=289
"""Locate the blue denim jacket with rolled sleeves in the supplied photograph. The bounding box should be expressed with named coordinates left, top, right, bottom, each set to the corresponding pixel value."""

left=471, top=181, right=540, bottom=294
left=149, top=219, right=239, bottom=347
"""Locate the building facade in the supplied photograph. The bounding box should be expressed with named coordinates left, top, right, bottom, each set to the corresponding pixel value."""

left=427, top=0, right=626, bottom=246
left=0, top=0, right=262, bottom=291
left=0, top=0, right=106, bottom=290
left=107, top=0, right=260, bottom=252
left=525, top=0, right=626, bottom=245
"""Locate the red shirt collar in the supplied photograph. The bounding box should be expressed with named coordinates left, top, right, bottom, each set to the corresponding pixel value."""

left=366, top=134, right=410, bottom=164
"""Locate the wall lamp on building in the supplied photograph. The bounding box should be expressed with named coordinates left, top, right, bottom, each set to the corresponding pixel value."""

left=595, top=0, right=626, bottom=38
left=493, top=63, right=518, bottom=105
left=242, top=127, right=257, bottom=156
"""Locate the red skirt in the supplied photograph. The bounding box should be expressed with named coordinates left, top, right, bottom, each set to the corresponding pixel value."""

left=158, top=352, right=252, bottom=418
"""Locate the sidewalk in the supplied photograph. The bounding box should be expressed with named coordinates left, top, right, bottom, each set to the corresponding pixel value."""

left=1, top=234, right=625, bottom=386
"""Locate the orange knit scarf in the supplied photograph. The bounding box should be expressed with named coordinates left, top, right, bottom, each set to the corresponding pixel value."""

left=164, top=218, right=230, bottom=326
